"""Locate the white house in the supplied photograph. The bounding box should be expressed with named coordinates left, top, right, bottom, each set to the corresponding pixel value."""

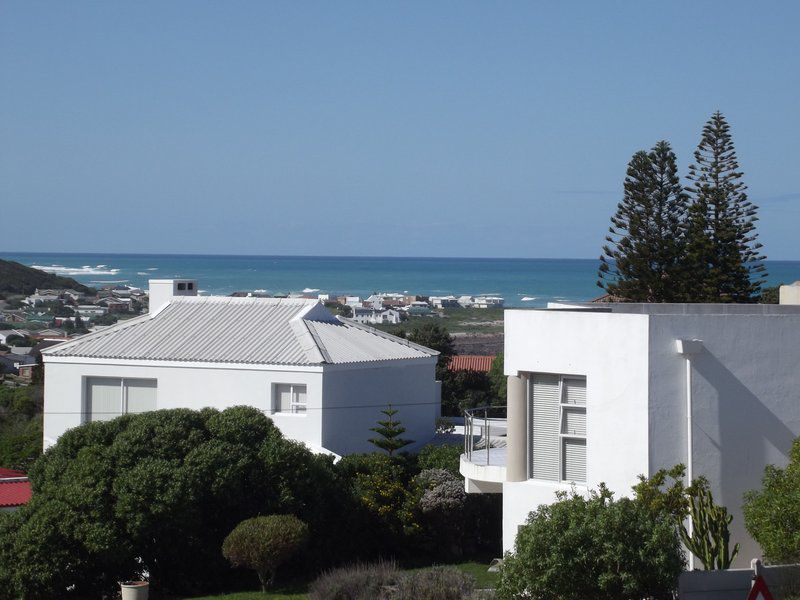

left=42, top=279, right=440, bottom=457
left=461, top=302, right=800, bottom=567
left=351, top=308, right=403, bottom=325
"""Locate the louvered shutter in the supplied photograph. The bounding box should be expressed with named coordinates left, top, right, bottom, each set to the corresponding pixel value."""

left=529, top=374, right=560, bottom=481
left=125, top=379, right=157, bottom=415
left=561, top=407, right=586, bottom=436
left=563, top=438, right=586, bottom=482
left=562, top=377, right=586, bottom=405
left=87, top=377, right=122, bottom=422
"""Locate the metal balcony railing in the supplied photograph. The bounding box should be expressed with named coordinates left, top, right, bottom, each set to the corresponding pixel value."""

left=463, top=405, right=507, bottom=466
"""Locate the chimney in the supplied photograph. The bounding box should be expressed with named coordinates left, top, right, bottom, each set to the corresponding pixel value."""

left=148, top=279, right=197, bottom=314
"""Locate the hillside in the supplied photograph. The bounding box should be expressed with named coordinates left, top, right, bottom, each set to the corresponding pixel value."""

left=0, top=259, right=93, bottom=295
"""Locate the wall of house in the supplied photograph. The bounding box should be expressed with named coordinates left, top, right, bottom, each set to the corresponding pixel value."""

left=43, top=360, right=324, bottom=450
left=501, top=309, right=651, bottom=552
left=648, top=313, right=800, bottom=567
left=321, top=358, right=439, bottom=455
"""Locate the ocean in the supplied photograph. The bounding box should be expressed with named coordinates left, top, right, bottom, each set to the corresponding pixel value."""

left=3, top=252, right=799, bottom=308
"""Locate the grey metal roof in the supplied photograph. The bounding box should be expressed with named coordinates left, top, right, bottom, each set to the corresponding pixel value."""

left=43, top=296, right=437, bottom=366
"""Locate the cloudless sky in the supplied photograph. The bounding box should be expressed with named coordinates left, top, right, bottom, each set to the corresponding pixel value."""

left=1, top=1, right=799, bottom=258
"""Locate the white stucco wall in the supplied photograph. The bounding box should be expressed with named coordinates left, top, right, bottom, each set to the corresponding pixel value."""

left=43, top=359, right=325, bottom=451
left=43, top=356, right=439, bottom=457
left=321, top=358, right=439, bottom=455
left=648, top=313, right=800, bottom=566
left=501, top=309, right=651, bottom=551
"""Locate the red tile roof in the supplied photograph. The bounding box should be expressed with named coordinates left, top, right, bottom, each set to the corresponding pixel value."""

left=0, top=468, right=26, bottom=478
left=447, top=355, right=496, bottom=373
left=0, top=477, right=31, bottom=508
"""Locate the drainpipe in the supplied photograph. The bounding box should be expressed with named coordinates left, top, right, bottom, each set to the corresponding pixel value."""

left=506, top=374, right=528, bottom=483
left=675, top=339, right=704, bottom=571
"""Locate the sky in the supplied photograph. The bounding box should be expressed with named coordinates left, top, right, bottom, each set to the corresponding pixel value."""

left=1, top=1, right=799, bottom=259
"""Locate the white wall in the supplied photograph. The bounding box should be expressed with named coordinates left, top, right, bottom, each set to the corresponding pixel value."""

left=648, top=313, right=800, bottom=566
left=43, top=359, right=324, bottom=450
left=321, top=358, right=439, bottom=455
left=43, top=356, right=439, bottom=457
left=502, top=309, right=651, bottom=552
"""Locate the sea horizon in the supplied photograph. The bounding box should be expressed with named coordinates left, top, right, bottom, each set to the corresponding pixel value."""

left=3, top=251, right=799, bottom=308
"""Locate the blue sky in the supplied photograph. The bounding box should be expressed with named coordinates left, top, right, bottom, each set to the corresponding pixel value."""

left=1, top=2, right=799, bottom=258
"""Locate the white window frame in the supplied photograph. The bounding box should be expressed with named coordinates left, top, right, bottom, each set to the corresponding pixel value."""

left=272, top=383, right=308, bottom=416
left=558, top=376, right=586, bottom=484
left=527, top=373, right=587, bottom=484
left=83, top=377, right=158, bottom=423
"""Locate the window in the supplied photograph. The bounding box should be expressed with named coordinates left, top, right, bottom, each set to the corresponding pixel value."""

left=273, top=384, right=307, bottom=414
left=85, top=377, right=157, bottom=422
left=187, top=282, right=194, bottom=290
left=529, top=374, right=586, bottom=483
left=177, top=283, right=186, bottom=291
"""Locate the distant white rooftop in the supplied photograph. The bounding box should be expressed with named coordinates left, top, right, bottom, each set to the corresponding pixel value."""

left=43, top=296, right=437, bottom=366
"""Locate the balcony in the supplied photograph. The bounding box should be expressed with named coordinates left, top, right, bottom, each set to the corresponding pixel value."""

left=460, top=405, right=507, bottom=493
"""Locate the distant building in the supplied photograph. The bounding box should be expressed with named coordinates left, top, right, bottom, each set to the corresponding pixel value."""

left=472, top=296, right=504, bottom=308
left=430, top=296, right=459, bottom=309
left=780, top=281, right=800, bottom=305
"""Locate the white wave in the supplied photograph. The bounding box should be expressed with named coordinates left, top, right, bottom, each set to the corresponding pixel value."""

left=136, top=272, right=149, bottom=276
left=146, top=268, right=158, bottom=271
left=253, top=289, right=267, bottom=293
left=302, top=288, right=320, bottom=293
left=90, top=280, right=129, bottom=284
left=521, top=296, right=538, bottom=302
left=31, top=264, right=120, bottom=276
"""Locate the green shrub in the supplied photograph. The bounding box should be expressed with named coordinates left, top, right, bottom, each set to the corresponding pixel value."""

left=393, top=566, right=475, bottom=600
left=0, top=406, right=347, bottom=598
left=417, top=444, right=462, bottom=477
left=222, top=515, right=308, bottom=591
left=497, top=486, right=684, bottom=600
left=308, top=560, right=399, bottom=600
left=744, top=436, right=800, bottom=563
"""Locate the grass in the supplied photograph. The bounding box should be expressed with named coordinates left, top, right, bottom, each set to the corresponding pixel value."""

left=183, top=561, right=498, bottom=599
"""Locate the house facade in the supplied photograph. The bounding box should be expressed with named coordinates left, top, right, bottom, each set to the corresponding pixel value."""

left=461, top=303, right=800, bottom=566
left=42, top=280, right=440, bottom=457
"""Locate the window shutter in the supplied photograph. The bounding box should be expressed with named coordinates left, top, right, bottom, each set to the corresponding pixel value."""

left=293, top=386, right=307, bottom=413
left=125, top=379, right=157, bottom=414
left=561, top=407, right=586, bottom=436
left=275, top=384, right=293, bottom=412
left=87, top=377, right=122, bottom=422
left=562, top=377, right=586, bottom=405
left=529, top=374, right=560, bottom=481
left=563, top=438, right=586, bottom=483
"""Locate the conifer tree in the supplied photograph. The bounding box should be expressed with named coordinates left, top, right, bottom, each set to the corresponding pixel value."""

left=598, top=141, right=689, bottom=301
left=684, top=111, right=767, bottom=301
left=368, top=404, right=413, bottom=455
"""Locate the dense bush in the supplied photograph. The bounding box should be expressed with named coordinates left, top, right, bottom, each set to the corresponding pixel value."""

left=417, top=444, right=462, bottom=476
left=497, top=486, right=684, bottom=600
left=222, top=515, right=308, bottom=590
left=0, top=406, right=347, bottom=598
left=0, top=385, right=43, bottom=470
left=744, top=436, right=800, bottom=563
left=309, top=560, right=399, bottom=600
left=393, top=566, right=475, bottom=600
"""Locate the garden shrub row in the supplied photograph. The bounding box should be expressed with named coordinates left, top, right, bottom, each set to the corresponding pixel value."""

left=0, top=407, right=499, bottom=598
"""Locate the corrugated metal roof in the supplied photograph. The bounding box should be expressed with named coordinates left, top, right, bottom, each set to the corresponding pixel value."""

left=447, top=355, right=496, bottom=373
left=44, top=297, right=436, bottom=366
left=305, top=319, right=435, bottom=364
